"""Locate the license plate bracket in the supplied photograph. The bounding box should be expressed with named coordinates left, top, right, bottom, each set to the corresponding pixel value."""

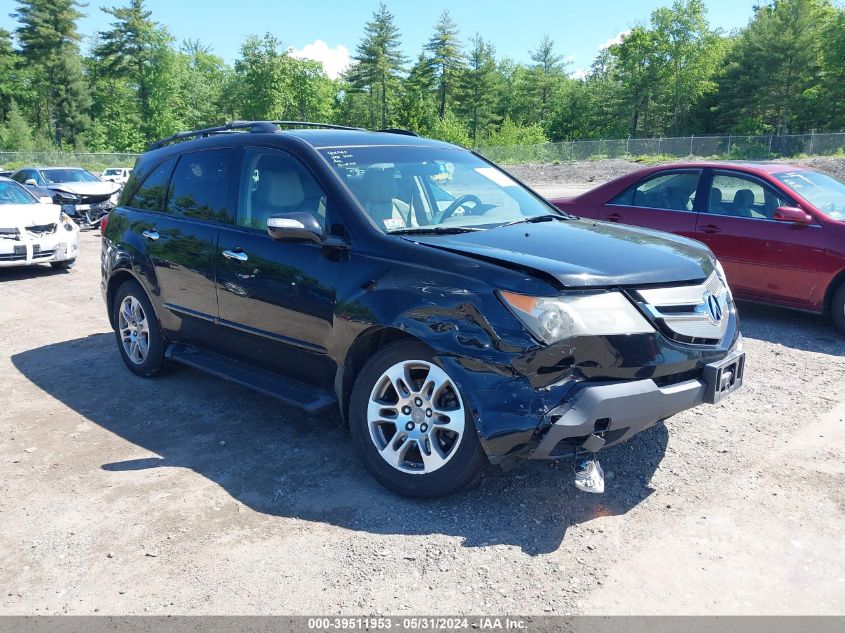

left=703, top=352, right=745, bottom=404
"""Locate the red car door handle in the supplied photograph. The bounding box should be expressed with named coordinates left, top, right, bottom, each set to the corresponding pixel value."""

left=701, top=224, right=722, bottom=234
left=606, top=212, right=623, bottom=222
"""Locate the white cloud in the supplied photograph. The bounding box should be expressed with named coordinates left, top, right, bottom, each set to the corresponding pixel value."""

left=598, top=30, right=631, bottom=51
left=290, top=40, right=350, bottom=79
left=569, top=68, right=590, bottom=80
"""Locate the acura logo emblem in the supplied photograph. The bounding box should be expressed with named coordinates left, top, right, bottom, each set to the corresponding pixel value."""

left=703, top=292, right=723, bottom=323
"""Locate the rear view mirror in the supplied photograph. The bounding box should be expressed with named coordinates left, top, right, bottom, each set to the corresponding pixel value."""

left=266, top=212, right=324, bottom=244
left=773, top=206, right=813, bottom=225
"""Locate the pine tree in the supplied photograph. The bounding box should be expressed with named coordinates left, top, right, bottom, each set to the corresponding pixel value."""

left=0, top=29, right=18, bottom=122
left=349, top=2, right=406, bottom=128
left=459, top=35, right=499, bottom=143
left=424, top=10, right=464, bottom=119
left=95, top=0, right=158, bottom=128
left=13, top=0, right=90, bottom=146
left=529, top=35, right=567, bottom=125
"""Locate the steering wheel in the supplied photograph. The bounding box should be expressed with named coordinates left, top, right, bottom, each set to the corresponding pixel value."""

left=438, top=194, right=483, bottom=223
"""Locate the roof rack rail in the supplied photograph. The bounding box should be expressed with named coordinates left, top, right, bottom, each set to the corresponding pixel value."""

left=148, top=120, right=365, bottom=151
left=377, top=128, right=419, bottom=137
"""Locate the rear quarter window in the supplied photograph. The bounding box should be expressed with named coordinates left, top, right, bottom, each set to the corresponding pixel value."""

left=125, top=158, right=175, bottom=212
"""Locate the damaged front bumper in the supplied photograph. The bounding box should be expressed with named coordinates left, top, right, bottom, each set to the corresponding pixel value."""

left=0, top=228, right=80, bottom=267
left=490, top=350, right=745, bottom=465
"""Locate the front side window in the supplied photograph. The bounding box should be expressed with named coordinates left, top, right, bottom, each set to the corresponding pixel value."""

left=319, top=146, right=560, bottom=232
left=41, top=168, right=100, bottom=184
left=0, top=180, right=37, bottom=204
left=237, top=147, right=328, bottom=231
left=13, top=170, right=41, bottom=185
left=773, top=169, right=845, bottom=220
left=708, top=173, right=790, bottom=220
left=166, top=149, right=233, bottom=222
left=611, top=171, right=701, bottom=212
left=126, top=158, right=175, bottom=212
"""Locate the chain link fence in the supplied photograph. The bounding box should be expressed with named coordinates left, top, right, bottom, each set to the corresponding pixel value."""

left=0, top=151, right=139, bottom=172
left=476, top=132, right=845, bottom=164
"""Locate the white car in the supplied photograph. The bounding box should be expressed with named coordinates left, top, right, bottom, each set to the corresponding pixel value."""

left=0, top=177, right=80, bottom=270
left=100, top=167, right=132, bottom=184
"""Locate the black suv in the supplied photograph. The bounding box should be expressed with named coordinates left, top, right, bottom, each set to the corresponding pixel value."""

left=101, top=121, right=744, bottom=498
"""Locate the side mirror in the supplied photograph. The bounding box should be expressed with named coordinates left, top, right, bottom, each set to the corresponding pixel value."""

left=773, top=206, right=813, bottom=225
left=266, top=212, right=324, bottom=243
left=39, top=196, right=53, bottom=204
left=24, top=178, right=38, bottom=186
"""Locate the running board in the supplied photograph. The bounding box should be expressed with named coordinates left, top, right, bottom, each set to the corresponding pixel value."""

left=166, top=344, right=337, bottom=414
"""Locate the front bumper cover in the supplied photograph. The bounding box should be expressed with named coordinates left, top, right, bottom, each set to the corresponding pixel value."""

left=490, top=350, right=745, bottom=464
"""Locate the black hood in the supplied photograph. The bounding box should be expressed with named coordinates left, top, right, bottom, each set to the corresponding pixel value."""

left=404, top=219, right=714, bottom=288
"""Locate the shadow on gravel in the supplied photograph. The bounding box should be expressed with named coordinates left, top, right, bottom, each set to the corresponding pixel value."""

left=736, top=301, right=845, bottom=355
left=13, top=333, right=667, bottom=555
left=0, top=264, right=70, bottom=281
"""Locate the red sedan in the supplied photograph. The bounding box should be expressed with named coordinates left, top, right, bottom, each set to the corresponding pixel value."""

left=550, top=162, right=845, bottom=330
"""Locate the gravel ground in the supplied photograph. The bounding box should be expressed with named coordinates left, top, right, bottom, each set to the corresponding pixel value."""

left=1, top=193, right=844, bottom=615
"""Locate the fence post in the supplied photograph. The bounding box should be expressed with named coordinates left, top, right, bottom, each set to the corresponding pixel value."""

left=727, top=134, right=732, bottom=155
left=809, top=131, right=815, bottom=155
left=626, top=136, right=630, bottom=155
left=658, top=137, right=662, bottom=154
left=690, top=134, right=694, bottom=156
left=769, top=134, right=773, bottom=155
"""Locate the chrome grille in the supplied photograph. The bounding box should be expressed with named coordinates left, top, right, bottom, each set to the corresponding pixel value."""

left=636, top=272, right=730, bottom=344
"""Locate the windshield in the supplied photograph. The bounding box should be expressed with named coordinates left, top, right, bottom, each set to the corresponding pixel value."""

left=0, top=180, right=37, bottom=205
left=103, top=169, right=120, bottom=176
left=319, top=146, right=560, bottom=232
left=42, top=168, right=100, bottom=184
left=773, top=170, right=845, bottom=220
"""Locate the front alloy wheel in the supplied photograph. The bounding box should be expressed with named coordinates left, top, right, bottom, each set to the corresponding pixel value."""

left=350, top=341, right=486, bottom=498
left=368, top=360, right=465, bottom=474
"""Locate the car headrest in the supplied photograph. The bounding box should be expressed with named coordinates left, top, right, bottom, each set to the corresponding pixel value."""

left=734, top=189, right=754, bottom=208
left=359, top=168, right=396, bottom=204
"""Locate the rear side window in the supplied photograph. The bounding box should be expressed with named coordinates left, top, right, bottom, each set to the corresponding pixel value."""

left=126, top=158, right=174, bottom=212
left=166, top=149, right=234, bottom=222
left=612, top=171, right=701, bottom=211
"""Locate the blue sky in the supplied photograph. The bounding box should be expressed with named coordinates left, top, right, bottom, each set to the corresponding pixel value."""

left=1, top=0, right=758, bottom=78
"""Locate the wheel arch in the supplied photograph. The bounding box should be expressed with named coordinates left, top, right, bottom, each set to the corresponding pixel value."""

left=823, top=268, right=845, bottom=314
left=106, top=268, right=154, bottom=329
left=335, top=326, right=425, bottom=425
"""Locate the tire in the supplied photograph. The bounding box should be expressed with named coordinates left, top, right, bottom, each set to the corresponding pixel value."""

left=50, top=258, right=76, bottom=270
left=112, top=279, right=167, bottom=377
left=349, top=340, right=487, bottom=498
left=831, top=283, right=845, bottom=333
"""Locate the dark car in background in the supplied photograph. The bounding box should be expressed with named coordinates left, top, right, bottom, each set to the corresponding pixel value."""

left=11, top=166, right=121, bottom=229
left=551, top=162, right=845, bottom=330
left=101, top=121, right=744, bottom=497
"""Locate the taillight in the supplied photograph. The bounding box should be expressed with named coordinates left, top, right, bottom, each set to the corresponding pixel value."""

left=100, top=212, right=109, bottom=235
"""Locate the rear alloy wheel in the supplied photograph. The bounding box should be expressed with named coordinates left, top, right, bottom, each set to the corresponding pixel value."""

left=112, top=280, right=166, bottom=377
left=349, top=341, right=486, bottom=497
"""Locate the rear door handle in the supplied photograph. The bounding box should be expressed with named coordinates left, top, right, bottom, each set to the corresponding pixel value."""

left=142, top=230, right=160, bottom=241
left=701, top=224, right=722, bottom=234
left=606, top=212, right=623, bottom=223
left=222, top=249, right=248, bottom=262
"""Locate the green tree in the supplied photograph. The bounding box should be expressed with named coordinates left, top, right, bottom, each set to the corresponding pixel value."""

left=715, top=0, right=832, bottom=135
left=458, top=35, right=499, bottom=144
left=424, top=10, right=464, bottom=119
left=349, top=2, right=406, bottom=127
left=0, top=100, right=35, bottom=150
left=13, top=0, right=90, bottom=146
left=528, top=35, right=567, bottom=124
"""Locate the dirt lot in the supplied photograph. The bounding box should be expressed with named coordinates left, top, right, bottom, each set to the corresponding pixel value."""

left=1, top=169, right=844, bottom=615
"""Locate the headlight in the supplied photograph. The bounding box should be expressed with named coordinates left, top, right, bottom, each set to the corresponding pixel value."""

left=499, top=290, right=654, bottom=345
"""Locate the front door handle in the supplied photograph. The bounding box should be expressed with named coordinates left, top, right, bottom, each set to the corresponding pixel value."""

left=606, top=212, right=623, bottom=223
left=701, top=224, right=722, bottom=234
left=222, top=249, right=248, bottom=262
left=142, top=229, right=160, bottom=241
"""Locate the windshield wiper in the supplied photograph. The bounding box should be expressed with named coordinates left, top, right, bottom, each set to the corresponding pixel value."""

left=496, top=214, right=572, bottom=229
left=389, top=226, right=484, bottom=236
